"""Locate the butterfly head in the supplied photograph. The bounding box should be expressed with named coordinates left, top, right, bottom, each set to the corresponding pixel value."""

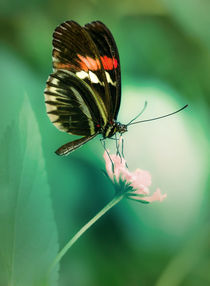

left=116, top=122, right=127, bottom=135
left=103, top=121, right=127, bottom=138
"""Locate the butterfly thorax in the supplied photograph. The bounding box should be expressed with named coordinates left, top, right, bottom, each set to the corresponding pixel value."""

left=102, top=121, right=127, bottom=138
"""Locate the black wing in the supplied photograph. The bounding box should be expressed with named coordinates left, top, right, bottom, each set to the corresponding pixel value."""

left=85, top=21, right=121, bottom=120
left=44, top=20, right=122, bottom=155
left=45, top=70, right=101, bottom=136
left=51, top=20, right=111, bottom=128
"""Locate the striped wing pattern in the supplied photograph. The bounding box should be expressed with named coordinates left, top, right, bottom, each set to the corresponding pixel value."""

left=85, top=21, right=121, bottom=120
left=52, top=21, right=109, bottom=127
left=45, top=70, right=98, bottom=136
left=44, top=20, right=121, bottom=155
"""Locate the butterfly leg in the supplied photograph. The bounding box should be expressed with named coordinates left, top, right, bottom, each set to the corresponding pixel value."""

left=114, top=133, right=121, bottom=156
left=120, top=135, right=125, bottom=158
left=114, top=133, right=122, bottom=157
left=100, top=138, right=115, bottom=173
left=114, top=134, right=129, bottom=168
left=119, top=135, right=128, bottom=168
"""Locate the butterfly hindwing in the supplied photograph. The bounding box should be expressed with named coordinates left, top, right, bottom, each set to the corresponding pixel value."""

left=45, top=70, right=104, bottom=136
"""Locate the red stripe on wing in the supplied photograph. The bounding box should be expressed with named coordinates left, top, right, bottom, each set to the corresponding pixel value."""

left=77, top=54, right=100, bottom=71
left=76, top=54, right=118, bottom=72
left=100, top=56, right=118, bottom=70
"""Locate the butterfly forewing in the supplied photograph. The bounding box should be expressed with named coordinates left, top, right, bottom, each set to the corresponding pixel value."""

left=85, top=21, right=121, bottom=120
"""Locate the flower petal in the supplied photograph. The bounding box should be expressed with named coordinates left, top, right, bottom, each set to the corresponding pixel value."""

left=103, top=150, right=167, bottom=205
left=132, top=169, right=152, bottom=188
left=133, top=185, right=150, bottom=195
left=141, top=188, right=167, bottom=203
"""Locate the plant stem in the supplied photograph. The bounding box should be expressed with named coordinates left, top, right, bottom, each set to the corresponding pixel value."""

left=49, top=194, right=124, bottom=272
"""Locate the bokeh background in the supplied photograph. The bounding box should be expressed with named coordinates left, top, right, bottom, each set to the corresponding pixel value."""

left=0, top=0, right=209, bottom=285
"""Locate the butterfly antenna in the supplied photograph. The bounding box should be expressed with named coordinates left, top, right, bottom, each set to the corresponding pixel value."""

left=127, top=101, right=148, bottom=126
left=129, top=104, right=188, bottom=125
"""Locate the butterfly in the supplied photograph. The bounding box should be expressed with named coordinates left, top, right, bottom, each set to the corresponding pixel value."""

left=44, top=20, right=127, bottom=156
left=44, top=21, right=188, bottom=156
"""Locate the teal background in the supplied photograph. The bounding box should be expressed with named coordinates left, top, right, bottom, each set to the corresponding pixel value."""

left=0, top=0, right=209, bottom=285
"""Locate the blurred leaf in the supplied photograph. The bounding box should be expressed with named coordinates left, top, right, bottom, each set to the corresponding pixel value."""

left=119, top=15, right=210, bottom=108
left=161, top=0, right=210, bottom=49
left=0, top=46, right=43, bottom=129
left=0, top=0, right=45, bottom=17
left=0, top=96, right=59, bottom=286
left=156, top=223, right=210, bottom=286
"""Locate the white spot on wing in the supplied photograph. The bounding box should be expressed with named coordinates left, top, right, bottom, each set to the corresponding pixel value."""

left=45, top=102, right=56, bottom=113
left=65, top=22, right=72, bottom=29
left=52, top=56, right=59, bottom=62
left=60, top=25, right=67, bottom=30
left=89, top=71, right=100, bottom=84
left=54, top=31, right=62, bottom=36
left=50, top=77, right=59, bottom=85
left=76, top=71, right=89, bottom=80
left=54, top=38, right=62, bottom=43
left=105, top=71, right=116, bottom=86
left=46, top=86, right=57, bottom=94
left=48, top=113, right=59, bottom=122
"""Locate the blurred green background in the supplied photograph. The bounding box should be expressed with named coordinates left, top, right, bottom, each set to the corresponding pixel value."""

left=0, top=0, right=209, bottom=285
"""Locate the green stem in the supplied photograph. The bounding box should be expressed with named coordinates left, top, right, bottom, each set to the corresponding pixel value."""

left=49, top=193, right=124, bottom=272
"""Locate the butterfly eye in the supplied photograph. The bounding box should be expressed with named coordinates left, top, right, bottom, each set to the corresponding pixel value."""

left=120, top=124, right=127, bottom=133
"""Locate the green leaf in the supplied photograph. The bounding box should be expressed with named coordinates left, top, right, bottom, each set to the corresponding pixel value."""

left=0, top=96, right=59, bottom=286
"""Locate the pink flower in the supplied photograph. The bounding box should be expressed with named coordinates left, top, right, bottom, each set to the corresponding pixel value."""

left=103, top=151, right=167, bottom=203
